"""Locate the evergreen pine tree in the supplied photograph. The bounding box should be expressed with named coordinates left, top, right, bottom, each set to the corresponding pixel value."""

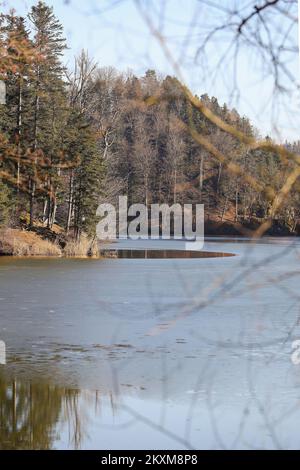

left=27, top=1, right=67, bottom=226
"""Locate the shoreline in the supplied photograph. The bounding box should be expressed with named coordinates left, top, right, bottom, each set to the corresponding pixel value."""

left=204, top=219, right=299, bottom=237
left=0, top=228, right=100, bottom=258
left=0, top=230, right=298, bottom=260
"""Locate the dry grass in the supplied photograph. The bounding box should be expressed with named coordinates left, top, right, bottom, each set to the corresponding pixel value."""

left=0, top=228, right=62, bottom=257
left=64, top=234, right=99, bottom=258
left=0, top=228, right=100, bottom=258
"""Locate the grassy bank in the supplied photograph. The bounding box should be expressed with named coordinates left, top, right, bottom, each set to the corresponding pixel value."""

left=0, top=229, right=62, bottom=256
left=0, top=228, right=99, bottom=258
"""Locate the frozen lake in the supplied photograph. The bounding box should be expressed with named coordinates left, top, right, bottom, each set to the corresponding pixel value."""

left=0, top=237, right=300, bottom=449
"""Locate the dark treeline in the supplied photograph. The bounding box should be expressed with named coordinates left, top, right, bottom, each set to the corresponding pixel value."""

left=1, top=1, right=299, bottom=240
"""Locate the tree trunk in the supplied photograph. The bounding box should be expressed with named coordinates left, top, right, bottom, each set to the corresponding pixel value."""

left=217, top=162, right=222, bottom=191
left=221, top=196, right=228, bottom=221
left=199, top=155, right=204, bottom=202
left=16, top=76, right=23, bottom=193
left=235, top=187, right=239, bottom=221
left=43, top=198, right=48, bottom=225
left=50, top=197, right=57, bottom=228
left=66, top=172, right=74, bottom=234
left=29, top=68, right=40, bottom=227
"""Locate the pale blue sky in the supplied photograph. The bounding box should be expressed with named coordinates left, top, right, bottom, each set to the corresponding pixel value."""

left=2, top=0, right=299, bottom=141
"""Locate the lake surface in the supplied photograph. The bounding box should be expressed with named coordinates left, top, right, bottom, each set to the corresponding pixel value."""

left=0, top=237, right=300, bottom=449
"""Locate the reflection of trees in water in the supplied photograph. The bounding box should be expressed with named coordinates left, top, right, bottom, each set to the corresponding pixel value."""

left=0, top=373, right=88, bottom=450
